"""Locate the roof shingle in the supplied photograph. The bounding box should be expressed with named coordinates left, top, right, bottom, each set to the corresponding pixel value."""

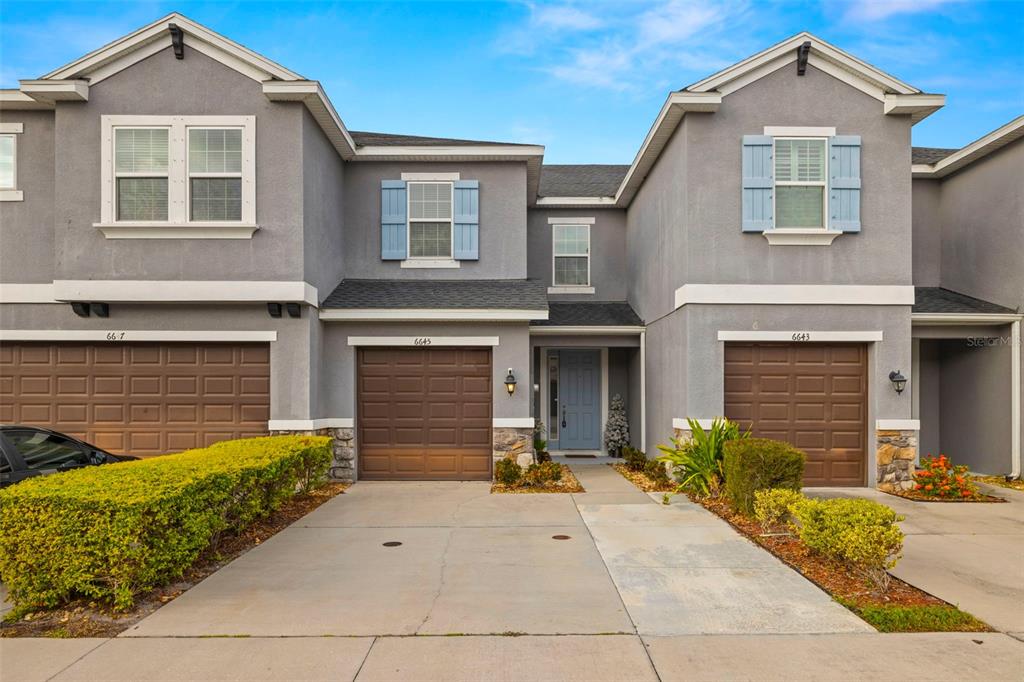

left=912, top=147, right=958, bottom=165
left=539, top=165, right=629, bottom=198
left=532, top=302, right=643, bottom=327
left=322, top=279, right=549, bottom=310
left=913, top=287, right=1016, bottom=315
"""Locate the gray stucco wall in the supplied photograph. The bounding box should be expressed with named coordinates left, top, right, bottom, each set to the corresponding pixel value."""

left=302, top=108, right=346, bottom=295
left=911, top=179, right=942, bottom=288
left=0, top=110, right=55, bottom=283
left=52, top=47, right=307, bottom=282
left=917, top=339, right=941, bottom=459
left=0, top=302, right=316, bottom=422
left=937, top=139, right=1024, bottom=311
left=319, top=322, right=531, bottom=419
left=342, top=162, right=527, bottom=280
left=528, top=208, right=629, bottom=301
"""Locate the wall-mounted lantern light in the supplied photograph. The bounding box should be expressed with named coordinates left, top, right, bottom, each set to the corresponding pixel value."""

left=504, top=368, right=517, bottom=397
left=888, top=370, right=907, bottom=395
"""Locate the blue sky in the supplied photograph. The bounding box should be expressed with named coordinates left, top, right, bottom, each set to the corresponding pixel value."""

left=1, top=1, right=1021, bottom=163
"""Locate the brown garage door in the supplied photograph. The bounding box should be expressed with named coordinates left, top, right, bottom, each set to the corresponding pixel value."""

left=0, top=343, right=270, bottom=456
left=358, top=347, right=492, bottom=480
left=724, top=343, right=867, bottom=486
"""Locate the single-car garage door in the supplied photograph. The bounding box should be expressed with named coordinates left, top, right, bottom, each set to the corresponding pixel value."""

left=724, top=343, right=867, bottom=486
left=0, top=343, right=270, bottom=455
left=358, top=347, right=492, bottom=480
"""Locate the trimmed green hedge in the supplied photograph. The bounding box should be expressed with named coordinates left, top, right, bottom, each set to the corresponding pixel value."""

left=723, top=438, right=805, bottom=514
left=0, top=435, right=331, bottom=614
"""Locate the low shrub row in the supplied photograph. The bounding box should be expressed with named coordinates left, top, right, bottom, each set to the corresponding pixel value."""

left=0, top=435, right=332, bottom=614
left=495, top=458, right=563, bottom=487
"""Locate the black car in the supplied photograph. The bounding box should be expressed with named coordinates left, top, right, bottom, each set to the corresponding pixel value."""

left=0, top=425, right=138, bottom=487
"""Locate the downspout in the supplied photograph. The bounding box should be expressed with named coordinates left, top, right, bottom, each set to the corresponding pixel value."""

left=1012, top=319, right=1021, bottom=479
left=640, top=330, right=647, bottom=452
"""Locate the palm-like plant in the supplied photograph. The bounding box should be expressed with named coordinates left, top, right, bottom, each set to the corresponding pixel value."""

left=657, top=418, right=749, bottom=497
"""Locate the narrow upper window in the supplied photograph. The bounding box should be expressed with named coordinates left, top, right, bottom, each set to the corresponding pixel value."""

left=553, top=224, right=590, bottom=287
left=774, top=138, right=827, bottom=229
left=115, top=128, right=169, bottom=221
left=188, top=128, right=243, bottom=221
left=408, top=181, right=453, bottom=259
left=0, top=134, right=15, bottom=190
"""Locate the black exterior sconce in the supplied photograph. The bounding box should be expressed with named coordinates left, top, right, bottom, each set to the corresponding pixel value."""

left=889, top=370, right=907, bottom=395
left=504, top=368, right=517, bottom=397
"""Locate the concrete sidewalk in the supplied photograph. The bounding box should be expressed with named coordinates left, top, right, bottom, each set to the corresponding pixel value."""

left=4, top=632, right=1021, bottom=681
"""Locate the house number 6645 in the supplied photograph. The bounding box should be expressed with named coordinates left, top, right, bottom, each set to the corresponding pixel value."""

left=414, top=337, right=432, bottom=346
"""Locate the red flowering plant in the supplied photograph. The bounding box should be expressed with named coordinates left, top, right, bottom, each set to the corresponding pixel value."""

left=913, top=455, right=981, bottom=499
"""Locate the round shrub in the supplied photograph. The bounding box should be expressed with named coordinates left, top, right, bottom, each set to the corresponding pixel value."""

left=753, top=488, right=804, bottom=531
left=723, top=438, right=806, bottom=515
left=495, top=457, right=522, bottom=486
left=643, top=459, right=670, bottom=485
left=913, top=455, right=980, bottom=499
left=524, top=461, right=562, bottom=486
left=623, top=445, right=648, bottom=472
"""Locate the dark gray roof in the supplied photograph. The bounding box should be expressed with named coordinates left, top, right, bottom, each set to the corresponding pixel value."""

left=912, top=147, right=958, bottom=165
left=533, top=302, right=644, bottom=327
left=539, top=165, right=629, bottom=198
left=349, top=131, right=534, bottom=147
left=322, top=279, right=548, bottom=310
left=914, top=287, right=1016, bottom=315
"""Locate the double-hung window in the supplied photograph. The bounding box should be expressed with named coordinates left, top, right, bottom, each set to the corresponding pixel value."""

left=408, top=181, right=453, bottom=259
left=0, top=122, right=23, bottom=201
left=552, top=224, right=590, bottom=287
left=774, top=137, right=827, bottom=229
left=98, top=116, right=255, bottom=237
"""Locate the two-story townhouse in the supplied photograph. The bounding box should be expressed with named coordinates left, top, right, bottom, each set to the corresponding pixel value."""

left=1, top=16, right=1020, bottom=487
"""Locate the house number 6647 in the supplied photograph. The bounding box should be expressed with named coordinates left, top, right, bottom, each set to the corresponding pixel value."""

left=414, top=337, right=432, bottom=346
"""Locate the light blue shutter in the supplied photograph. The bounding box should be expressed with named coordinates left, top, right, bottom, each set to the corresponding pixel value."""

left=829, top=135, right=861, bottom=232
left=742, top=135, right=774, bottom=232
left=453, top=180, right=479, bottom=260
left=381, top=180, right=407, bottom=260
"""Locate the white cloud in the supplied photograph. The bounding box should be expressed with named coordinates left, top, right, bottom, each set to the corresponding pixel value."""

left=546, top=41, right=635, bottom=89
left=842, top=0, right=961, bottom=21
left=533, top=5, right=604, bottom=31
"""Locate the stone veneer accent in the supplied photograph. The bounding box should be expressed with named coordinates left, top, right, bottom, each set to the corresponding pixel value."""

left=270, top=427, right=356, bottom=482
left=493, top=427, right=535, bottom=468
left=876, top=429, right=918, bottom=492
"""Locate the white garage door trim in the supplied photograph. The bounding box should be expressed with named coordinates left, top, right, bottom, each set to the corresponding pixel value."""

left=0, top=330, right=278, bottom=342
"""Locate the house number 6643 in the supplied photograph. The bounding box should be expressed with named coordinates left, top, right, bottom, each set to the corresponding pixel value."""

left=414, top=337, right=432, bottom=346
left=791, top=332, right=811, bottom=341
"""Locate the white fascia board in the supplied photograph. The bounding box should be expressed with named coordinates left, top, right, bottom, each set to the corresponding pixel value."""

left=494, top=418, right=535, bottom=428
left=268, top=418, right=353, bottom=430
left=911, top=312, right=1023, bottom=325
left=0, top=90, right=53, bottom=110
left=915, top=115, right=1024, bottom=179
left=676, top=284, right=915, bottom=309
left=876, top=419, right=920, bottom=431
left=717, top=330, right=884, bottom=342
left=262, top=81, right=356, bottom=158
left=0, top=330, right=277, bottom=342
left=42, top=13, right=301, bottom=83
left=535, top=197, right=617, bottom=207
left=883, top=94, right=946, bottom=124
left=687, top=32, right=917, bottom=97
left=614, top=92, right=721, bottom=207
left=0, top=283, right=58, bottom=303
left=51, top=280, right=318, bottom=305
left=347, top=336, right=500, bottom=347
left=19, top=80, right=88, bottom=102
left=324, top=309, right=547, bottom=322
left=353, top=144, right=545, bottom=159
left=529, top=325, right=646, bottom=335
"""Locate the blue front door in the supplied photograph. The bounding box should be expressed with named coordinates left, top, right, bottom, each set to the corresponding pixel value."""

left=559, top=350, right=601, bottom=450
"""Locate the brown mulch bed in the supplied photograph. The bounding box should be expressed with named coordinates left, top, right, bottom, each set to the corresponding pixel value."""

left=0, top=482, right=349, bottom=639
left=973, top=475, right=1024, bottom=492
left=693, top=494, right=962, bottom=610
left=882, top=488, right=1006, bottom=503
left=610, top=462, right=675, bottom=492
left=490, top=464, right=584, bottom=494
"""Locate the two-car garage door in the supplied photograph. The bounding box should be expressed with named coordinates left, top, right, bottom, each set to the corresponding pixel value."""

left=0, top=343, right=270, bottom=455
left=724, top=343, right=867, bottom=487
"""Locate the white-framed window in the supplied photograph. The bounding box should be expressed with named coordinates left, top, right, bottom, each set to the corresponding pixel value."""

left=0, top=122, right=23, bottom=202
left=773, top=137, right=828, bottom=229
left=98, top=115, right=255, bottom=229
left=552, top=224, right=590, bottom=287
left=407, top=181, right=453, bottom=259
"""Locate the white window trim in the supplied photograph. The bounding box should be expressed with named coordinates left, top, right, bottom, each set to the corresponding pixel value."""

left=763, top=126, right=836, bottom=137
left=401, top=172, right=460, bottom=181
left=547, top=216, right=595, bottom=225
left=0, top=124, right=22, bottom=201
left=552, top=223, right=591, bottom=289
left=406, top=180, right=454, bottom=261
left=771, top=136, right=829, bottom=232
left=400, top=259, right=460, bottom=269
left=96, top=115, right=256, bottom=238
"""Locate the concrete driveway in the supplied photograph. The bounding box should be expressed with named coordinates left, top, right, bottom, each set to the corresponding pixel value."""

left=813, top=484, right=1024, bottom=637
